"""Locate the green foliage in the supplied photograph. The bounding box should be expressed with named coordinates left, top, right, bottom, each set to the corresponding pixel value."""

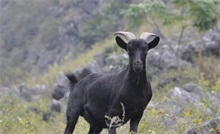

left=0, top=95, right=50, bottom=134
left=198, top=73, right=210, bottom=90
left=194, top=56, right=220, bottom=89
left=172, top=0, right=219, bottom=32
left=123, top=0, right=219, bottom=33
left=80, top=14, right=109, bottom=45
left=189, top=0, right=218, bottom=31
left=213, top=79, right=220, bottom=92
left=80, top=0, right=128, bottom=46
left=122, top=3, right=147, bottom=27
left=123, top=0, right=219, bottom=71
left=122, top=0, right=168, bottom=29
left=0, top=94, right=76, bottom=134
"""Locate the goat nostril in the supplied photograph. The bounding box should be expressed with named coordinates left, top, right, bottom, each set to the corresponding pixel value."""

left=135, top=61, right=142, bottom=66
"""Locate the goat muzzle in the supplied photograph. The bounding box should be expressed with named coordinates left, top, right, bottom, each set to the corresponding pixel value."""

left=133, top=61, right=143, bottom=73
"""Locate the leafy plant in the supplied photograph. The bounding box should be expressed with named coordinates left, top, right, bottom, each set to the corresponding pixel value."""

left=194, top=56, right=220, bottom=89
left=188, top=0, right=219, bottom=32
left=80, top=0, right=128, bottom=47
left=122, top=0, right=168, bottom=33
left=213, top=79, right=220, bottom=92
left=123, top=0, right=219, bottom=70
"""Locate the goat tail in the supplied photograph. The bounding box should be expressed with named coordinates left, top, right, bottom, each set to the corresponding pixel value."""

left=65, top=73, right=78, bottom=91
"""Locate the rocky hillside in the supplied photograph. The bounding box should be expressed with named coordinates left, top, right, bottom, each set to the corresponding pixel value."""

left=1, top=29, right=220, bottom=133
left=0, top=0, right=220, bottom=133
left=0, top=0, right=134, bottom=86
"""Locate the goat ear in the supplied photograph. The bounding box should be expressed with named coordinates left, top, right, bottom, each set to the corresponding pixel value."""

left=115, top=36, right=128, bottom=50
left=147, top=35, right=160, bottom=50
left=140, top=32, right=160, bottom=50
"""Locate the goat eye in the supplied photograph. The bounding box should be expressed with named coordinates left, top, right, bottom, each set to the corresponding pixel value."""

left=127, top=47, right=132, bottom=54
left=127, top=51, right=132, bottom=55
left=144, top=51, right=148, bottom=55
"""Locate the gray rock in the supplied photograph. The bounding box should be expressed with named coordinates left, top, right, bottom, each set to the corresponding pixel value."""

left=16, top=83, right=32, bottom=102
left=57, top=72, right=70, bottom=86
left=103, top=53, right=128, bottom=73
left=30, top=84, right=47, bottom=96
left=154, top=82, right=220, bottom=129
left=0, top=87, right=13, bottom=96
left=14, top=83, right=47, bottom=102
left=170, top=86, right=201, bottom=103
left=94, top=51, right=109, bottom=69
left=87, top=61, right=102, bottom=74
left=52, top=72, right=69, bottom=100
left=206, top=91, right=220, bottom=115
left=147, top=43, right=192, bottom=75
left=160, top=113, right=178, bottom=129
left=203, top=30, right=220, bottom=56
left=180, top=30, right=220, bottom=63
left=185, top=118, right=220, bottom=134
left=52, top=84, right=68, bottom=100
left=156, top=75, right=184, bottom=89
left=180, top=40, right=201, bottom=63
left=166, top=83, right=219, bottom=112
left=42, top=112, right=52, bottom=121
left=183, top=83, right=202, bottom=94
left=51, top=99, right=63, bottom=113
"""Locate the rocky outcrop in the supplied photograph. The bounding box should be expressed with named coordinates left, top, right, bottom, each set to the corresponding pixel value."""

left=12, top=83, right=47, bottom=102
left=33, top=0, right=101, bottom=74
left=180, top=30, right=220, bottom=63
left=0, top=0, right=121, bottom=75
left=147, top=41, right=192, bottom=75
left=150, top=82, right=220, bottom=129
left=52, top=72, right=69, bottom=100
left=167, top=83, right=220, bottom=115
left=56, top=30, right=220, bottom=80
left=0, top=30, right=219, bottom=129
left=185, top=118, right=220, bottom=134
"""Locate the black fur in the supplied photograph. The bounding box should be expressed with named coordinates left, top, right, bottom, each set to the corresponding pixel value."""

left=65, top=73, right=78, bottom=90
left=64, top=34, right=160, bottom=134
left=65, top=73, right=78, bottom=84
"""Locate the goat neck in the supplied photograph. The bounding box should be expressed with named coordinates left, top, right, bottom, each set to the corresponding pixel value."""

left=125, top=61, right=147, bottom=86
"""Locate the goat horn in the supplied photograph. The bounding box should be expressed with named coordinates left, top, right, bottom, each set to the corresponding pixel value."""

left=140, top=32, right=157, bottom=43
left=114, top=31, right=136, bottom=42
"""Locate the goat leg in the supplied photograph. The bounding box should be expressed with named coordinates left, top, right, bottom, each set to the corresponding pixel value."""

left=109, top=127, right=116, bottom=134
left=64, top=103, right=82, bottom=134
left=130, top=112, right=144, bottom=134
left=64, top=114, right=79, bottom=134
left=88, top=126, right=102, bottom=134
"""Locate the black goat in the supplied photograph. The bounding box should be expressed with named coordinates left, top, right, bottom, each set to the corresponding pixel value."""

left=64, top=31, right=160, bottom=134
